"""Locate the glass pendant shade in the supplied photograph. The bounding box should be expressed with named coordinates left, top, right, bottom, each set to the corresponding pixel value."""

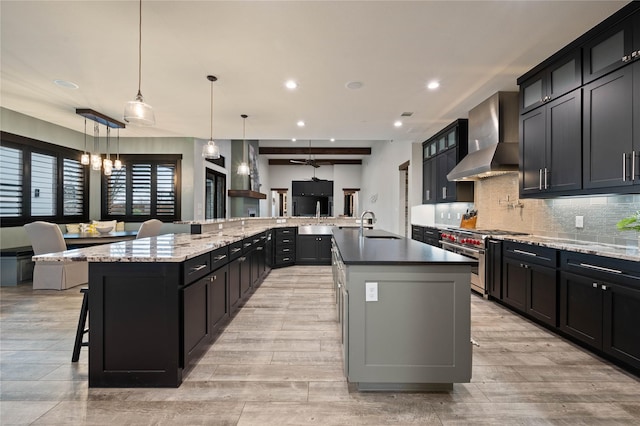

left=81, top=153, right=90, bottom=165
left=202, top=139, right=220, bottom=159
left=114, top=159, right=122, bottom=170
left=237, top=161, right=250, bottom=175
left=91, top=154, right=102, bottom=171
left=103, top=159, right=113, bottom=176
left=124, top=92, right=155, bottom=126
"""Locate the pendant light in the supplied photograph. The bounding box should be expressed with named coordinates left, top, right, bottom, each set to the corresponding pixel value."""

left=80, top=118, right=90, bottom=165
left=123, top=0, right=155, bottom=126
left=114, top=128, right=122, bottom=170
left=237, top=114, right=250, bottom=175
left=202, top=75, right=220, bottom=159
left=103, top=127, right=113, bottom=176
left=91, top=122, right=102, bottom=171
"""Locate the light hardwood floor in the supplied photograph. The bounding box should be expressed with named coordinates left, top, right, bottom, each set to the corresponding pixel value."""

left=1, top=265, right=639, bottom=425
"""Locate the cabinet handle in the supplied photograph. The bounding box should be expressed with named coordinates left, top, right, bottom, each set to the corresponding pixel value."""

left=623, top=153, right=627, bottom=181
left=256, top=247, right=263, bottom=251
left=239, top=256, right=246, bottom=262
left=282, top=230, right=290, bottom=234
left=513, top=249, right=537, bottom=257
left=253, top=239, right=260, bottom=243
left=633, top=151, right=637, bottom=181
left=592, top=282, right=598, bottom=288
left=189, top=264, right=208, bottom=273
left=544, top=168, right=548, bottom=189
left=578, top=263, right=622, bottom=274
left=442, top=187, right=447, bottom=199
left=601, top=285, right=608, bottom=291
left=426, top=190, right=430, bottom=201
left=622, top=54, right=632, bottom=63
left=213, top=254, right=227, bottom=261
left=244, top=243, right=251, bottom=247
left=282, top=248, right=290, bottom=252
left=539, top=168, right=543, bottom=190
left=231, top=248, right=241, bottom=253
left=282, top=257, right=290, bottom=261
left=282, top=239, right=290, bottom=243
left=210, top=275, right=217, bottom=282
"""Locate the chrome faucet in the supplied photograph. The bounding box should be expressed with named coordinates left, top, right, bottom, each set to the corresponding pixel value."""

left=316, top=201, right=321, bottom=223
left=360, top=210, right=376, bottom=234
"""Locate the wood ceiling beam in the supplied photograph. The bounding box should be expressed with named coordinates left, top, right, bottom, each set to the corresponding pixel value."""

left=259, top=147, right=371, bottom=155
left=268, top=159, right=362, bottom=166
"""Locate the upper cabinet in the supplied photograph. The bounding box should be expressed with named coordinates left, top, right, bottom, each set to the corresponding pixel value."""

left=520, top=50, right=582, bottom=114
left=422, top=119, right=473, bottom=204
left=518, top=2, right=640, bottom=198
left=583, top=12, right=639, bottom=84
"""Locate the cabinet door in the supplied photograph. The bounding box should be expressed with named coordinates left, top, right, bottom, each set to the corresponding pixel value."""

left=317, top=236, right=332, bottom=264
left=521, top=72, right=546, bottom=113
left=502, top=257, right=527, bottom=312
left=240, top=255, right=251, bottom=296
left=548, top=51, right=582, bottom=101
left=634, top=61, right=640, bottom=182
left=583, top=66, right=634, bottom=189
left=422, top=158, right=437, bottom=203
left=486, top=240, right=502, bottom=300
left=602, top=282, right=640, bottom=370
left=210, top=265, right=229, bottom=329
left=526, top=264, right=558, bottom=327
left=296, top=235, right=318, bottom=264
left=520, top=107, right=546, bottom=194
left=229, top=258, right=242, bottom=309
left=183, top=277, right=210, bottom=365
left=583, top=18, right=634, bottom=83
left=546, top=89, right=582, bottom=193
left=559, top=271, right=603, bottom=349
left=437, top=149, right=457, bottom=202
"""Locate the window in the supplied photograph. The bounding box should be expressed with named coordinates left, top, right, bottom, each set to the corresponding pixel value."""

left=102, top=154, right=181, bottom=221
left=0, top=132, right=89, bottom=227
left=205, top=168, right=226, bottom=219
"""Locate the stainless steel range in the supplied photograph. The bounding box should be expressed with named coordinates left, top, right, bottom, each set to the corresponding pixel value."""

left=439, top=228, right=527, bottom=295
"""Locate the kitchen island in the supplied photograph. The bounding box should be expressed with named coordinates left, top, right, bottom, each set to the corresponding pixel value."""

left=332, top=228, right=477, bottom=391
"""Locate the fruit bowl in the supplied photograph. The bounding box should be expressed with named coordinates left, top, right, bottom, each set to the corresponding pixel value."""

left=96, top=226, right=113, bottom=234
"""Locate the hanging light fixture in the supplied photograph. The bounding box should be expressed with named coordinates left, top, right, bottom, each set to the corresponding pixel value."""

left=123, top=0, right=155, bottom=126
left=80, top=118, right=90, bottom=165
left=202, top=75, right=220, bottom=159
left=237, top=114, right=250, bottom=176
left=91, top=122, right=102, bottom=171
left=114, top=128, right=122, bottom=170
left=103, top=127, right=113, bottom=176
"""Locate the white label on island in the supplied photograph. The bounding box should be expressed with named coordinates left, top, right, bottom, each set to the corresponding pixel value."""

left=365, top=282, right=378, bottom=302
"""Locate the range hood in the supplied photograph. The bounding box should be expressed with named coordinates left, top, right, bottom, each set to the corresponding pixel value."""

left=447, top=92, right=519, bottom=181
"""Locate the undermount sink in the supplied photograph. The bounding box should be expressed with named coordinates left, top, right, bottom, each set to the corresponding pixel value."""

left=297, top=225, right=335, bottom=235
left=363, top=230, right=401, bottom=239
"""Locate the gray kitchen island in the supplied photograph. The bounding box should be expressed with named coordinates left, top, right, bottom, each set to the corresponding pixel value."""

left=331, top=228, right=477, bottom=391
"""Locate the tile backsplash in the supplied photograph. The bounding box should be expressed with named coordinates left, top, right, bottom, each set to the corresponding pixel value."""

left=433, top=173, right=640, bottom=246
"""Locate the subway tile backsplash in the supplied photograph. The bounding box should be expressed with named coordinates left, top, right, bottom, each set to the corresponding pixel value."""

left=435, top=173, right=640, bottom=247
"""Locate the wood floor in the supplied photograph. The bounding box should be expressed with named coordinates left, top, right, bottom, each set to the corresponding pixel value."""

left=1, top=265, right=639, bottom=425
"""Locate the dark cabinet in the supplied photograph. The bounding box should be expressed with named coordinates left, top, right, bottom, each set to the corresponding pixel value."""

left=423, top=227, right=440, bottom=247
left=292, top=180, right=333, bottom=196
left=182, top=275, right=212, bottom=367
left=486, top=239, right=503, bottom=300
left=209, top=265, right=229, bottom=330
left=296, top=235, right=331, bottom=265
left=272, top=227, right=296, bottom=267
left=411, top=225, right=424, bottom=242
left=559, top=251, right=640, bottom=371
left=520, top=50, right=582, bottom=114
left=502, top=242, right=558, bottom=327
left=583, top=64, right=640, bottom=190
left=520, top=89, right=582, bottom=196
left=421, top=119, right=473, bottom=204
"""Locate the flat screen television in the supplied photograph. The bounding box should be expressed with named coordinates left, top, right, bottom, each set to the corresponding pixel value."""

left=293, top=195, right=330, bottom=216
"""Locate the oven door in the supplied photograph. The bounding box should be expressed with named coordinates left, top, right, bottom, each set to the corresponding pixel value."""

left=440, top=241, right=485, bottom=294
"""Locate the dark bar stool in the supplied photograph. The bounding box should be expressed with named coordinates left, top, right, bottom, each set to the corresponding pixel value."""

left=72, top=287, right=89, bottom=362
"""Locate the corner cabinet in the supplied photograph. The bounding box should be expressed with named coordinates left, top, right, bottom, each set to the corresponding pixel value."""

left=421, top=119, right=473, bottom=204
left=559, top=251, right=640, bottom=371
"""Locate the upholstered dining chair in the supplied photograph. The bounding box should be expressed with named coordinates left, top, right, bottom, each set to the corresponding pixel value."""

left=24, top=221, right=88, bottom=290
left=136, top=219, right=163, bottom=239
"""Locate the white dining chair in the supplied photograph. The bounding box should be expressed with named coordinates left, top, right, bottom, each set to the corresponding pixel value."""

left=136, top=219, right=163, bottom=239
left=24, top=221, right=88, bottom=290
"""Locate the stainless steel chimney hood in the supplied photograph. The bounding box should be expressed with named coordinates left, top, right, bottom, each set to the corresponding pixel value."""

left=447, top=92, right=519, bottom=181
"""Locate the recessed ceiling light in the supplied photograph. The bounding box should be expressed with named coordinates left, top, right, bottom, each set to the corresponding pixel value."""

left=285, top=80, right=298, bottom=90
left=297, top=120, right=305, bottom=127
left=394, top=120, right=403, bottom=127
left=427, top=80, right=440, bottom=90
left=345, top=81, right=364, bottom=90
left=330, top=138, right=335, bottom=142
left=53, top=79, right=79, bottom=89
left=291, top=138, right=297, bottom=142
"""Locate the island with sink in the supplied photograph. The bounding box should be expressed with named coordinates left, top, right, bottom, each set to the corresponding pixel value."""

left=332, top=227, right=477, bottom=391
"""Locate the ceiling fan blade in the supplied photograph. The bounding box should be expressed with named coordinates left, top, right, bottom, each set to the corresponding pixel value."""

left=290, top=159, right=306, bottom=164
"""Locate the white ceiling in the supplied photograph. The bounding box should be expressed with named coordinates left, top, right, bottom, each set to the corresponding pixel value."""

left=0, top=0, right=627, bottom=150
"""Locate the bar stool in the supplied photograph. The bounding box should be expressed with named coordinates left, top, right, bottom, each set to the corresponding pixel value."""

left=72, top=288, right=89, bottom=362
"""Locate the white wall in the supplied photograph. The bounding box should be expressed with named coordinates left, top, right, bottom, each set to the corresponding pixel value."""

left=193, top=139, right=231, bottom=220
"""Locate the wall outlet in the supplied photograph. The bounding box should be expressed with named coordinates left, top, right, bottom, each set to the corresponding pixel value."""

left=575, top=216, right=584, bottom=228
left=440, top=212, right=444, bottom=219
left=457, top=213, right=461, bottom=219
left=447, top=213, right=451, bottom=219
left=365, top=282, right=378, bottom=302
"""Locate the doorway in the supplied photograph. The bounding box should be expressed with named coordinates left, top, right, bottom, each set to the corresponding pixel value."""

left=271, top=188, right=288, bottom=217
left=398, top=160, right=410, bottom=237
left=205, top=168, right=226, bottom=219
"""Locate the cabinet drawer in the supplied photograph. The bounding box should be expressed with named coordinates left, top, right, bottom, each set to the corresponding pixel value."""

left=210, top=246, right=229, bottom=270
left=242, top=236, right=256, bottom=254
left=183, top=253, right=211, bottom=285
left=561, top=251, right=640, bottom=287
left=276, top=236, right=296, bottom=247
left=228, top=241, right=243, bottom=261
left=424, top=227, right=440, bottom=239
left=276, top=245, right=295, bottom=256
left=275, top=254, right=295, bottom=265
left=503, top=241, right=557, bottom=267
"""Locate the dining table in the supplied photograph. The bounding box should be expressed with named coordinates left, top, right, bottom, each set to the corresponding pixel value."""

left=63, top=230, right=138, bottom=248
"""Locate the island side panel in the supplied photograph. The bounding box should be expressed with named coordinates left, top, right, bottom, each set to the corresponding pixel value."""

left=89, top=262, right=182, bottom=387
left=346, top=264, right=472, bottom=387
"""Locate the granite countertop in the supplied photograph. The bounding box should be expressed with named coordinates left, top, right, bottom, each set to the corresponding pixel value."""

left=332, top=228, right=477, bottom=266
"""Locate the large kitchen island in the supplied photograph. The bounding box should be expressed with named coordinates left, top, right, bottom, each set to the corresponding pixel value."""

left=332, top=228, right=476, bottom=391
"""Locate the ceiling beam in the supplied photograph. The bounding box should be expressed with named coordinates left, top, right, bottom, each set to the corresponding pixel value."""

left=268, top=159, right=362, bottom=166
left=259, top=147, right=371, bottom=155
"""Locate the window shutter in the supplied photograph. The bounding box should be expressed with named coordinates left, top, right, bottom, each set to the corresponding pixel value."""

left=0, top=146, right=23, bottom=217
left=31, top=152, right=57, bottom=216
left=131, top=163, right=151, bottom=216
left=107, top=166, right=127, bottom=216
left=156, top=164, right=176, bottom=217
left=63, top=158, right=84, bottom=216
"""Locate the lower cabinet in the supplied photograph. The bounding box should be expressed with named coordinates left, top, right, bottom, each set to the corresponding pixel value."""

left=229, top=257, right=242, bottom=310
left=502, top=242, right=558, bottom=327
left=559, top=252, right=640, bottom=370
left=210, top=265, right=229, bottom=329
left=485, top=239, right=503, bottom=299
left=182, top=275, right=212, bottom=367
left=297, top=235, right=332, bottom=265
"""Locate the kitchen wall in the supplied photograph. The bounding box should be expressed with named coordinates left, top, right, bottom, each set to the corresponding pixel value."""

left=414, top=172, right=640, bottom=246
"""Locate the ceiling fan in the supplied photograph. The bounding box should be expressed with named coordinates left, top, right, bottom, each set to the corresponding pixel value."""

left=290, top=141, right=324, bottom=168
